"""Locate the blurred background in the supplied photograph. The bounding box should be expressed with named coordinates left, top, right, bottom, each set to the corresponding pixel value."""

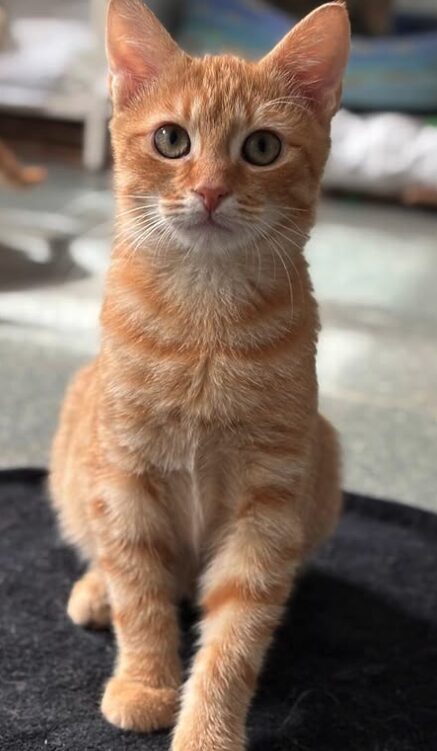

left=0, top=0, right=436, bottom=510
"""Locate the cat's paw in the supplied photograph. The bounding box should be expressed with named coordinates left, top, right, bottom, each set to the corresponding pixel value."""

left=67, top=570, right=111, bottom=629
left=101, top=676, right=179, bottom=732
left=172, top=737, right=244, bottom=751
left=172, top=725, right=245, bottom=751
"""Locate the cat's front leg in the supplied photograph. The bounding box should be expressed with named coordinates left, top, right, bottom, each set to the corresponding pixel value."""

left=172, top=470, right=305, bottom=751
left=90, top=466, right=182, bottom=732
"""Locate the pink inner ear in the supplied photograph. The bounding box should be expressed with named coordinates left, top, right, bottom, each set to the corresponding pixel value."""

left=110, top=70, right=145, bottom=108
left=291, top=55, right=344, bottom=115
left=107, top=8, right=153, bottom=104
left=110, top=39, right=158, bottom=104
left=263, top=3, right=351, bottom=118
left=106, top=0, right=183, bottom=107
left=108, top=20, right=159, bottom=80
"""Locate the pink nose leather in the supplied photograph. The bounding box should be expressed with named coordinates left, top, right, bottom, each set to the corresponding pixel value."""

left=193, top=185, right=230, bottom=214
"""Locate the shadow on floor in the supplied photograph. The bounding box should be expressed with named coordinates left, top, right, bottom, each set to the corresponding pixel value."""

left=0, top=241, right=87, bottom=292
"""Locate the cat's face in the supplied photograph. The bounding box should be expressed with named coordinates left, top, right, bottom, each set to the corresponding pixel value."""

left=108, top=0, right=350, bottom=258
left=112, top=57, right=327, bottom=255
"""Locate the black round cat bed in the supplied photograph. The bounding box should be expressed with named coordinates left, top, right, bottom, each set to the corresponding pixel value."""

left=1, top=469, right=436, bottom=751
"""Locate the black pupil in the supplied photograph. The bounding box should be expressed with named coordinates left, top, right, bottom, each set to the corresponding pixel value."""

left=169, top=128, right=179, bottom=146
left=258, top=135, right=267, bottom=154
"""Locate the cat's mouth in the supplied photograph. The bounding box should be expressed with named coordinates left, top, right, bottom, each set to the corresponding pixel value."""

left=194, top=214, right=230, bottom=230
left=174, top=213, right=232, bottom=237
left=162, top=210, right=245, bottom=252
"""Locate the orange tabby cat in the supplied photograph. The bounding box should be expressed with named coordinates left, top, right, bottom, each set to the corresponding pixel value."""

left=50, top=2, right=350, bottom=749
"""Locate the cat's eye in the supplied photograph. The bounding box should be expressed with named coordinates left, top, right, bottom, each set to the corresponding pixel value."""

left=153, top=124, right=191, bottom=159
left=242, top=130, right=281, bottom=166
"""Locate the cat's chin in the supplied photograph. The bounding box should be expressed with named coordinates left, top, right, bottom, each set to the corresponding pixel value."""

left=172, top=221, right=245, bottom=255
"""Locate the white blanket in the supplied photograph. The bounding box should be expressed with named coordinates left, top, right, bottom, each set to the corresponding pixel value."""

left=325, top=110, right=437, bottom=196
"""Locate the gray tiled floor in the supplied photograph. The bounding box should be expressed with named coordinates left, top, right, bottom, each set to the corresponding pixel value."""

left=1, top=163, right=436, bottom=511
left=309, top=200, right=437, bottom=510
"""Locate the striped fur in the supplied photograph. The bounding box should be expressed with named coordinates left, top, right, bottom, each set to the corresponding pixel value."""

left=49, top=2, right=350, bottom=749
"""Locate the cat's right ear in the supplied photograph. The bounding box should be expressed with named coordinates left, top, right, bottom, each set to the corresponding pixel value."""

left=106, top=0, right=183, bottom=108
left=260, top=2, right=351, bottom=122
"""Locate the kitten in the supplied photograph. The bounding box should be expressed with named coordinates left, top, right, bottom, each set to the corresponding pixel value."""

left=49, top=2, right=350, bottom=749
left=0, top=139, right=46, bottom=188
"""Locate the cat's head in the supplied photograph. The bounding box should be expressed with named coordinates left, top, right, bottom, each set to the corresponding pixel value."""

left=107, top=0, right=350, bottom=257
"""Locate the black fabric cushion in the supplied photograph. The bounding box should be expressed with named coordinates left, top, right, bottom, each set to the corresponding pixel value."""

left=1, top=468, right=436, bottom=751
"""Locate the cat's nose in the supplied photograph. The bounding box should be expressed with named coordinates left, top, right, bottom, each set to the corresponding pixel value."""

left=193, top=185, right=230, bottom=214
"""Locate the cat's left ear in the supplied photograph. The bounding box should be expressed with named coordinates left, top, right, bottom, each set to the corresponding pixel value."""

left=261, top=2, right=351, bottom=122
left=106, top=0, right=184, bottom=108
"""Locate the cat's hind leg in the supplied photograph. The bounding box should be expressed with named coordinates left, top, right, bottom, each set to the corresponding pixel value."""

left=67, top=567, right=111, bottom=630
